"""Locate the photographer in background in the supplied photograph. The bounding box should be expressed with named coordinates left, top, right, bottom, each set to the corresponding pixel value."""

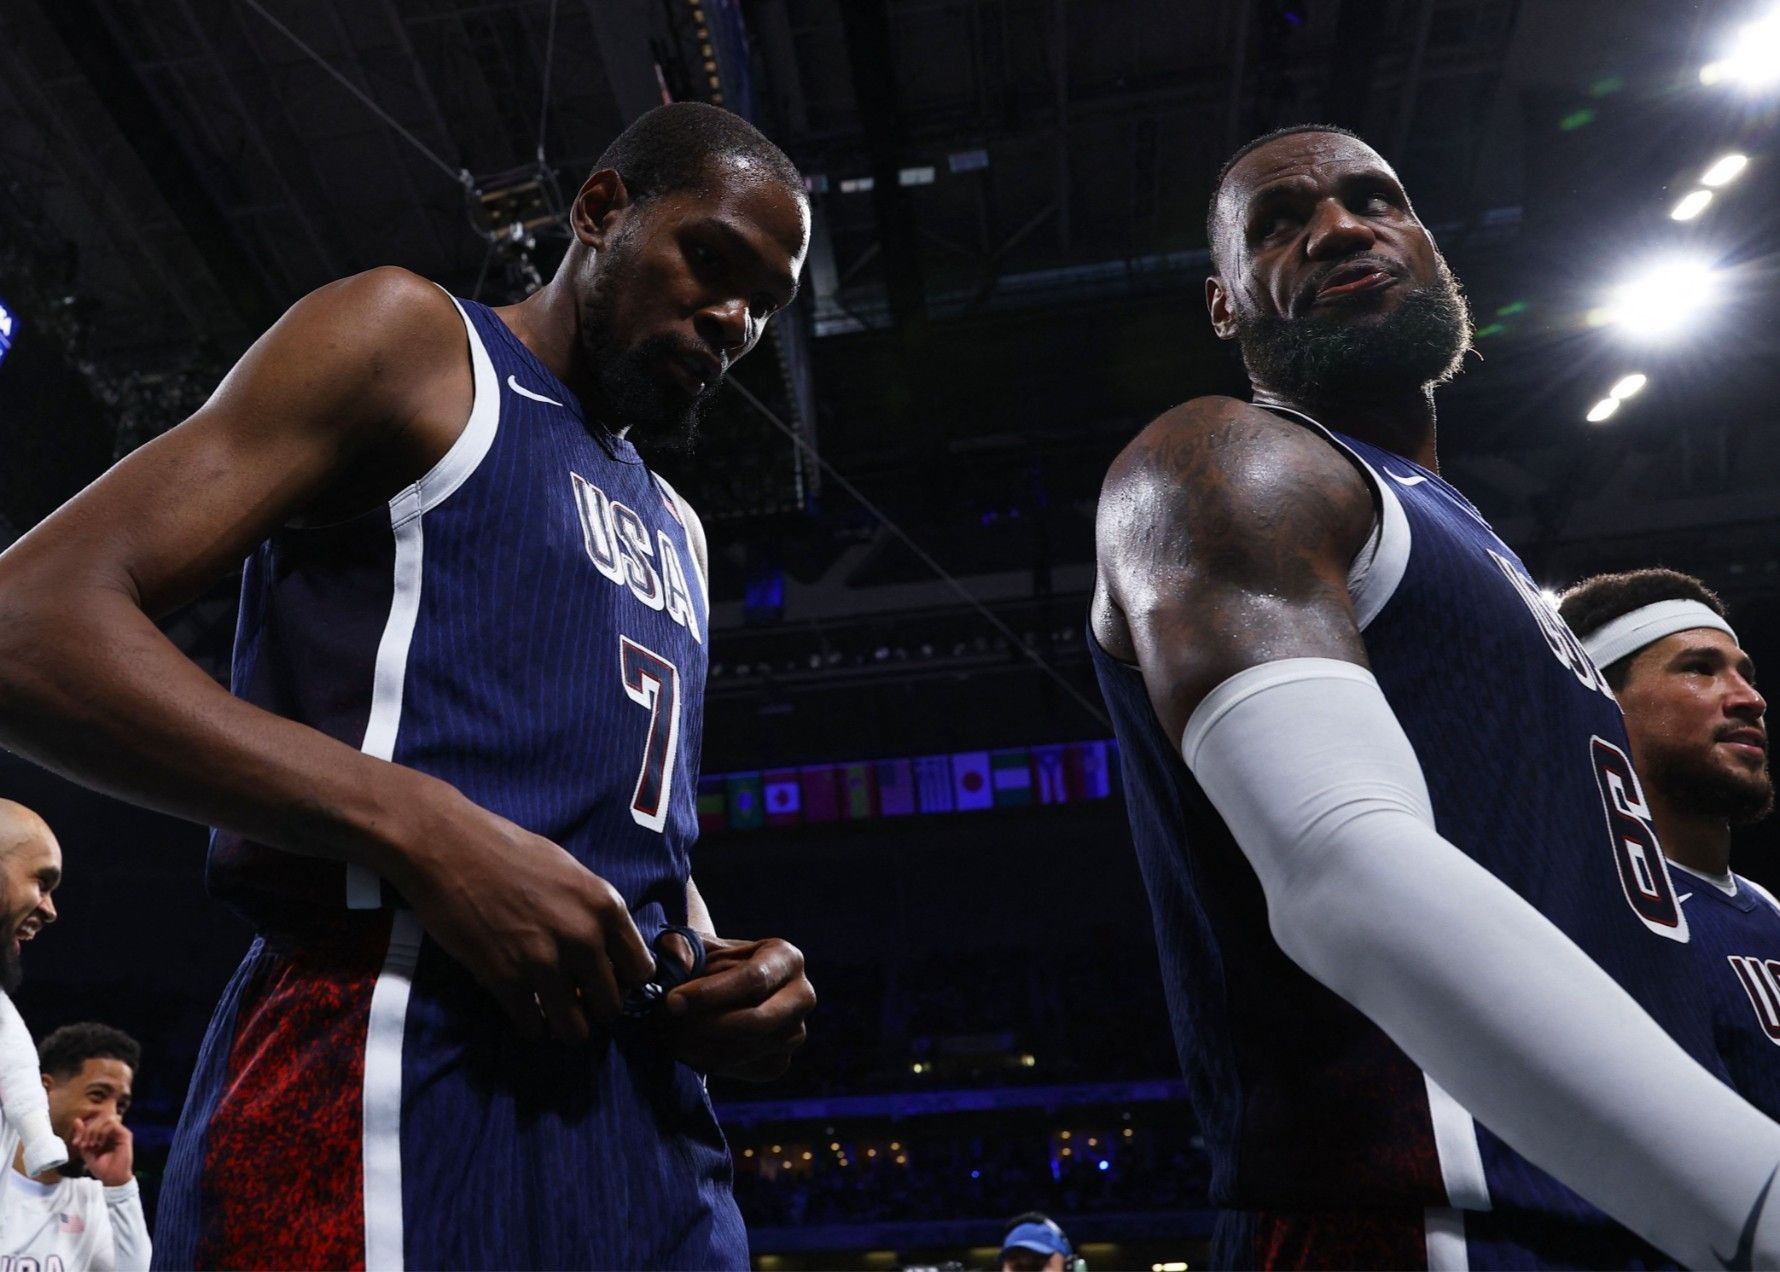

left=999, top=1212, right=1083, bottom=1272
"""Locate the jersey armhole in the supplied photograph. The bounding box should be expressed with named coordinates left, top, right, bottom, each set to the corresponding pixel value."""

left=386, top=290, right=502, bottom=528
left=1260, top=405, right=1410, bottom=630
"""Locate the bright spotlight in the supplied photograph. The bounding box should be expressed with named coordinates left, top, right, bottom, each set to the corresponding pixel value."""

left=1701, top=13, right=1780, bottom=88
left=1671, top=189, right=1714, bottom=221
left=1609, top=373, right=1648, bottom=399
left=1586, top=397, right=1622, bottom=423
left=1701, top=153, right=1749, bottom=186
left=1602, top=257, right=1720, bottom=339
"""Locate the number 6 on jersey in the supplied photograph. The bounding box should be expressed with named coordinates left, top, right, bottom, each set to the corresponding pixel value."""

left=620, top=636, right=681, bottom=832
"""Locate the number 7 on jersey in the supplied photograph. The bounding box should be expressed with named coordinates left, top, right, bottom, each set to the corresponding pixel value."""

left=620, top=636, right=681, bottom=832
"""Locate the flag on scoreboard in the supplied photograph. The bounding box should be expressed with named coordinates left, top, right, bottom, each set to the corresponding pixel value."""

left=801, top=765, right=842, bottom=823
left=877, top=758, right=916, bottom=816
left=726, top=772, right=765, bottom=830
left=991, top=749, right=1034, bottom=807
left=764, top=769, right=802, bottom=826
left=915, top=755, right=955, bottom=813
left=842, top=762, right=877, bottom=819
left=1031, top=745, right=1070, bottom=804
left=1070, top=741, right=1112, bottom=800
left=697, top=776, right=726, bottom=834
left=952, top=751, right=993, bottom=811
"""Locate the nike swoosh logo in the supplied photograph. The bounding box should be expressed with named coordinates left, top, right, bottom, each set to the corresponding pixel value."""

left=1384, top=469, right=1428, bottom=486
left=507, top=374, right=563, bottom=406
left=1678, top=892, right=1694, bottom=904
left=1715, top=1161, right=1778, bottom=1269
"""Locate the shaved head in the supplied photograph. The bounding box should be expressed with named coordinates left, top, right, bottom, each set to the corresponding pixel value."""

left=0, top=802, right=61, bottom=992
left=0, top=801, right=54, bottom=859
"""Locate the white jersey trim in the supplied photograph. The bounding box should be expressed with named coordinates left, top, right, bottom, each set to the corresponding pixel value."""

left=1424, top=1207, right=1470, bottom=1271
left=362, top=910, right=423, bottom=1271
left=401, top=292, right=502, bottom=525
left=346, top=293, right=500, bottom=909
left=1743, top=875, right=1780, bottom=914
left=1262, top=405, right=1411, bottom=631
left=1425, top=1071, right=1491, bottom=1210
left=1668, top=858, right=1740, bottom=898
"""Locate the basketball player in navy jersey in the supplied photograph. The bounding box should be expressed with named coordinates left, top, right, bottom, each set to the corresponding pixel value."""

left=1560, top=569, right=1779, bottom=1117
left=1088, top=123, right=1780, bottom=1268
left=0, top=103, right=814, bottom=1268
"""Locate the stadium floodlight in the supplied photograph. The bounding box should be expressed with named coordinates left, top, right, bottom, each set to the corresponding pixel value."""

left=1671, top=189, right=1714, bottom=220
left=1601, top=257, right=1720, bottom=339
left=1701, top=12, right=1780, bottom=87
left=1609, top=373, right=1648, bottom=399
left=1586, top=397, right=1622, bottom=423
left=1701, top=153, right=1750, bottom=186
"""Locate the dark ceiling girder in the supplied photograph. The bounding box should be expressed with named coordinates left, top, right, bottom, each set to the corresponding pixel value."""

left=32, top=0, right=279, bottom=330
left=837, top=0, right=927, bottom=335
left=1325, top=0, right=1392, bottom=129
left=165, top=0, right=345, bottom=288
left=582, top=0, right=669, bottom=123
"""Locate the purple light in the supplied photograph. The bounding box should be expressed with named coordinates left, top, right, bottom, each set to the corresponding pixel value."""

left=1097, top=1160, right=1110, bottom=1171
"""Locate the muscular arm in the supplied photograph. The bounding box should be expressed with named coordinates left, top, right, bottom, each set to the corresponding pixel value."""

left=1092, top=395, right=1373, bottom=731
left=0, top=267, right=454, bottom=865
left=1096, top=397, right=1780, bottom=1266
left=0, top=269, right=652, bottom=1040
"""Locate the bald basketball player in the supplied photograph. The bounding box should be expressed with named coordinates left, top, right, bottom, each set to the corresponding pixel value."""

left=0, top=103, right=814, bottom=1268
left=0, top=802, right=66, bottom=1177
left=1089, top=123, right=1780, bottom=1267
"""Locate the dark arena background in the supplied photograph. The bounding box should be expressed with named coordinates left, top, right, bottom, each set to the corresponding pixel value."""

left=3, top=1, right=1780, bottom=1268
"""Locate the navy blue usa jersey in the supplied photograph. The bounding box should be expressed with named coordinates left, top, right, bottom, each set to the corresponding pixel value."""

left=212, top=295, right=709, bottom=929
left=1090, top=407, right=1722, bottom=1263
left=157, top=294, right=743, bottom=1270
left=1671, top=863, right=1780, bottom=1122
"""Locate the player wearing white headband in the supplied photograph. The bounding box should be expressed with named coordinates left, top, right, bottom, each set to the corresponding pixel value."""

left=1561, top=569, right=1778, bottom=1118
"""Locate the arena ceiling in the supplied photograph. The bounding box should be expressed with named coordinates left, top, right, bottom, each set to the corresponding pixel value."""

left=3, top=0, right=1778, bottom=695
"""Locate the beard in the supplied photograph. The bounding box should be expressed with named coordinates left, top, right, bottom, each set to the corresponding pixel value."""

left=0, top=885, right=19, bottom=995
left=578, top=242, right=720, bottom=455
left=1649, top=744, right=1775, bottom=827
left=1234, top=257, right=1474, bottom=401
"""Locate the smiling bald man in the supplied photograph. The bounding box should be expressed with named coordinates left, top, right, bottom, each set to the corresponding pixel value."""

left=0, top=800, right=66, bottom=1178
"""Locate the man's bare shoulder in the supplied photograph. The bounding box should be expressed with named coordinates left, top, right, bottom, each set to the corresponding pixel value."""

left=1103, top=395, right=1365, bottom=508
left=1095, top=394, right=1374, bottom=613
left=288, top=266, right=463, bottom=363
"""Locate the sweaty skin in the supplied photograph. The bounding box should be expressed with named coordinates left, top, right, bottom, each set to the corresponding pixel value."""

left=0, top=160, right=813, bottom=1071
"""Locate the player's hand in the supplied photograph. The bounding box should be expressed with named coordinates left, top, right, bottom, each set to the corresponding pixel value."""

left=70, top=1114, right=132, bottom=1187
left=381, top=772, right=655, bottom=1045
left=659, top=934, right=815, bottom=1081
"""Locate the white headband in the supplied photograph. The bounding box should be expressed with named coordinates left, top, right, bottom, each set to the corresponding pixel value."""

left=1579, top=599, right=1738, bottom=670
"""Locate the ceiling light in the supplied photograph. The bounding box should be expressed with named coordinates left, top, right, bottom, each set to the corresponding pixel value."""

left=1602, top=257, right=1720, bottom=340
left=1671, top=189, right=1713, bottom=220
left=1701, top=13, right=1780, bottom=88
left=1586, top=397, right=1621, bottom=423
left=1701, top=153, right=1749, bottom=186
left=1609, top=373, right=1648, bottom=399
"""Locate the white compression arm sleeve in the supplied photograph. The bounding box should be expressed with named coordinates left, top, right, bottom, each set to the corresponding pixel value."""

left=1184, top=658, right=1780, bottom=1268
left=0, top=991, right=65, bottom=1175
